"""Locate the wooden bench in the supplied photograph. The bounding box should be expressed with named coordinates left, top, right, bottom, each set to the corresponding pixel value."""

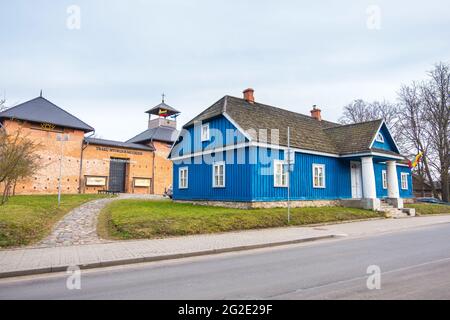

left=98, top=190, right=119, bottom=196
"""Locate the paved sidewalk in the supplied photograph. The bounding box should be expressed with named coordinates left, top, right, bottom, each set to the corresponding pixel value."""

left=36, top=194, right=164, bottom=247
left=1, top=215, right=449, bottom=278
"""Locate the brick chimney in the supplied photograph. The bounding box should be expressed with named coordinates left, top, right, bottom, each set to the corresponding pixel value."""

left=310, top=105, right=322, bottom=121
left=243, top=88, right=255, bottom=104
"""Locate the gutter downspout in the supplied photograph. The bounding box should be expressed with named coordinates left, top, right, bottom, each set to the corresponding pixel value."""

left=152, top=151, right=155, bottom=194
left=150, top=126, right=162, bottom=195
left=78, top=131, right=95, bottom=194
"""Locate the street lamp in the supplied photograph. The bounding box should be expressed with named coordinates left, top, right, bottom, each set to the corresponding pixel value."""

left=56, top=133, right=69, bottom=206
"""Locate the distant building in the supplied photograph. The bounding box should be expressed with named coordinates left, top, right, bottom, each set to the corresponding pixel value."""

left=169, top=89, right=413, bottom=210
left=0, top=95, right=179, bottom=195
left=412, top=175, right=435, bottom=198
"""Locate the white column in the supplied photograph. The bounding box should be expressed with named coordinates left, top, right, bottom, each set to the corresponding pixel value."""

left=361, top=156, right=377, bottom=199
left=386, top=161, right=400, bottom=198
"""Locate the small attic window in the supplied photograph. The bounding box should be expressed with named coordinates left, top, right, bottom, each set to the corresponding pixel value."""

left=201, top=123, right=210, bottom=141
left=375, top=132, right=384, bottom=143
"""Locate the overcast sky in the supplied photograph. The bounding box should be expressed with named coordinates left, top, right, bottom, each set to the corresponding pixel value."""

left=1, top=0, right=449, bottom=141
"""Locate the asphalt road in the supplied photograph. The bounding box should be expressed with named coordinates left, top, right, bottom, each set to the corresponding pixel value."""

left=1, top=223, right=450, bottom=300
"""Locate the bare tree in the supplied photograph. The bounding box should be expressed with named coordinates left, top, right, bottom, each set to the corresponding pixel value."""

left=398, top=82, right=438, bottom=198
left=339, top=99, right=400, bottom=138
left=0, top=98, right=6, bottom=113
left=0, top=128, right=42, bottom=204
left=421, top=62, right=450, bottom=202
left=339, top=99, right=373, bottom=124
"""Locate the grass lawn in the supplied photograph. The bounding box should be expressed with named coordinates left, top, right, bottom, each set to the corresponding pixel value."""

left=0, top=194, right=109, bottom=248
left=405, top=203, right=450, bottom=215
left=98, top=200, right=385, bottom=240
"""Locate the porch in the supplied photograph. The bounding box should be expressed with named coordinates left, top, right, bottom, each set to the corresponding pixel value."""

left=343, top=155, right=412, bottom=214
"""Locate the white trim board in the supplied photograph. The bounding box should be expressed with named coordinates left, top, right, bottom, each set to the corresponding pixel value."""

left=171, top=142, right=405, bottom=162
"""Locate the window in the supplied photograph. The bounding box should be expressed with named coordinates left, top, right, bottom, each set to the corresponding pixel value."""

left=401, top=172, right=409, bottom=190
left=213, top=162, right=225, bottom=188
left=201, top=123, right=210, bottom=141
left=313, top=164, right=326, bottom=188
left=376, top=132, right=384, bottom=143
left=274, top=160, right=288, bottom=187
left=179, top=167, right=188, bottom=189
left=382, top=170, right=387, bottom=189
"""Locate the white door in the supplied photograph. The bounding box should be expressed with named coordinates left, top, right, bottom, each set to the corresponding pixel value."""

left=350, top=161, right=363, bottom=198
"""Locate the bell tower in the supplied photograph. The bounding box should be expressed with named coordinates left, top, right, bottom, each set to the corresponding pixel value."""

left=145, top=94, right=180, bottom=129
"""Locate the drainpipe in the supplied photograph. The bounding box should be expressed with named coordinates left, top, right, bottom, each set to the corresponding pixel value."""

left=150, top=126, right=161, bottom=195
left=152, top=151, right=155, bottom=195
left=78, top=131, right=95, bottom=194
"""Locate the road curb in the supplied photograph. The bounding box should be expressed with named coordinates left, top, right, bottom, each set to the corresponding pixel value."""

left=0, top=234, right=340, bottom=279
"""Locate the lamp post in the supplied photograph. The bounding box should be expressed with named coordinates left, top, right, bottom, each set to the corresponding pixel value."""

left=56, top=133, right=69, bottom=206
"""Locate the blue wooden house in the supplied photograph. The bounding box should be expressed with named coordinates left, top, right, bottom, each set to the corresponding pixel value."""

left=169, top=89, right=413, bottom=211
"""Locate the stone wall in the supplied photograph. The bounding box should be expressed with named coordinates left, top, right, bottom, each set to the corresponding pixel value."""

left=174, top=199, right=341, bottom=209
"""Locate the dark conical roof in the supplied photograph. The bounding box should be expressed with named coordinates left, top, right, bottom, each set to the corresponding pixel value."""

left=0, top=96, right=94, bottom=132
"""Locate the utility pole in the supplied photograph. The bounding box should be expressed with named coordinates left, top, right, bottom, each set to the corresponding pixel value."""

left=287, top=127, right=291, bottom=224
left=56, top=133, right=69, bottom=206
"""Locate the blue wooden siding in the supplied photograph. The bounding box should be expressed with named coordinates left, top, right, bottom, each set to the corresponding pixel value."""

left=397, top=166, right=414, bottom=198
left=374, top=162, right=413, bottom=198
left=251, top=148, right=351, bottom=201
left=173, top=149, right=253, bottom=201
left=171, top=115, right=247, bottom=157
left=174, top=147, right=353, bottom=202
left=372, top=123, right=398, bottom=152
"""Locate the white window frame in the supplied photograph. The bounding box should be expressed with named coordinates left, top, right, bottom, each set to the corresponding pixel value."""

left=274, top=160, right=288, bottom=187
left=382, top=170, right=387, bottom=189
left=201, top=123, right=210, bottom=142
left=312, top=164, right=326, bottom=188
left=376, top=132, right=384, bottom=143
left=401, top=172, right=409, bottom=190
left=212, top=161, right=225, bottom=188
left=179, top=167, right=188, bottom=189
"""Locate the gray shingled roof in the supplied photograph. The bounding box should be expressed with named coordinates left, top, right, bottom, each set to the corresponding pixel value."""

left=183, top=95, right=396, bottom=156
left=324, top=119, right=383, bottom=155
left=0, top=97, right=94, bottom=132
left=84, top=137, right=154, bottom=151
left=127, top=126, right=178, bottom=144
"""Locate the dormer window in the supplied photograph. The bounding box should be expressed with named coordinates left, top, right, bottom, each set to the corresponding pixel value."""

left=375, top=132, right=384, bottom=143
left=201, top=123, right=210, bottom=141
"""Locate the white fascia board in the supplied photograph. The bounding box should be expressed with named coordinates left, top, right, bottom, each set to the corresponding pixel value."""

left=171, top=141, right=406, bottom=162
left=249, top=141, right=340, bottom=158
left=377, top=161, right=411, bottom=167
left=340, top=151, right=404, bottom=160
left=368, top=120, right=384, bottom=149
left=222, top=112, right=253, bottom=141
left=167, top=130, right=182, bottom=160
left=170, top=141, right=340, bottom=161
left=169, top=142, right=250, bottom=161
left=369, top=120, right=401, bottom=153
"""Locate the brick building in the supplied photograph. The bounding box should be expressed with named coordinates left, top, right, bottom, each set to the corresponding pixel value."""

left=0, top=95, right=179, bottom=195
